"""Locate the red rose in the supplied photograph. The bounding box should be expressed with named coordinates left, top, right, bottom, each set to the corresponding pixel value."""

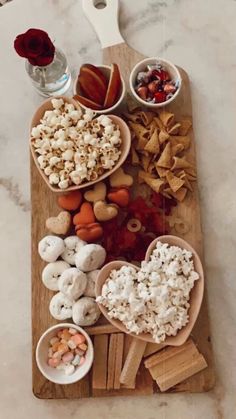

left=14, top=28, right=55, bottom=66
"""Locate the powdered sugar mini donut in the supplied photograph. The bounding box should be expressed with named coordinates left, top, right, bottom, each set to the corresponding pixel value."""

left=84, top=270, right=100, bottom=298
left=58, top=268, right=87, bottom=301
left=38, top=235, right=65, bottom=263
left=75, top=244, right=106, bottom=272
left=49, top=292, right=73, bottom=320
left=61, top=236, right=86, bottom=265
left=72, top=297, right=100, bottom=326
left=42, top=261, right=70, bottom=291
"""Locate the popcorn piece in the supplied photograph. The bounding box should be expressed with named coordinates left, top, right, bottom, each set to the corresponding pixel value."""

left=52, top=98, right=64, bottom=109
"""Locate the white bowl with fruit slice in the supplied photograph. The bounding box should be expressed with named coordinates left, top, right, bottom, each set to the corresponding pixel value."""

left=73, top=63, right=126, bottom=114
left=129, top=57, right=182, bottom=108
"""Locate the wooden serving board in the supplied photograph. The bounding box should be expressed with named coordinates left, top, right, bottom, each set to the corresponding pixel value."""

left=31, top=0, right=215, bottom=398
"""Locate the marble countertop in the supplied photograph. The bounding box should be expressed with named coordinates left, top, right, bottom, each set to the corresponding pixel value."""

left=0, top=0, right=235, bottom=418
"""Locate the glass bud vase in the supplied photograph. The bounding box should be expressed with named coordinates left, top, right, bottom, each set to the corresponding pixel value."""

left=25, top=48, right=71, bottom=97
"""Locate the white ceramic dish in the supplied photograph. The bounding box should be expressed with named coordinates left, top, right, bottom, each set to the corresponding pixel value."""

left=73, top=64, right=126, bottom=114
left=129, top=57, right=182, bottom=108
left=36, top=323, right=94, bottom=385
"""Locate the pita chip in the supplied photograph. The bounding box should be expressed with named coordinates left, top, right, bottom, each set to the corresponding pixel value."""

left=156, top=142, right=172, bottom=168
left=159, top=129, right=170, bottom=144
left=170, top=187, right=188, bottom=202
left=166, top=171, right=185, bottom=192
left=168, top=122, right=181, bottom=135
left=170, top=135, right=191, bottom=150
left=171, top=143, right=184, bottom=156
left=140, top=111, right=155, bottom=126
left=179, top=119, right=192, bottom=135
left=141, top=154, right=152, bottom=172
left=144, top=129, right=160, bottom=154
left=143, top=176, right=164, bottom=194
left=155, top=163, right=169, bottom=178
left=153, top=116, right=165, bottom=131
left=171, top=156, right=193, bottom=170
left=159, top=111, right=175, bottom=127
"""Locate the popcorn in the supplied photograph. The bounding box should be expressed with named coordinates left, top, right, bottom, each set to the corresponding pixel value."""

left=97, top=242, right=199, bottom=343
left=51, top=98, right=64, bottom=109
left=49, top=173, right=60, bottom=185
left=31, top=99, right=122, bottom=189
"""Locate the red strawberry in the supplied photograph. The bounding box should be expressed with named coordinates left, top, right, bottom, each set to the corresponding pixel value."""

left=154, top=91, right=167, bottom=103
left=159, top=70, right=170, bottom=81
left=164, top=83, right=176, bottom=94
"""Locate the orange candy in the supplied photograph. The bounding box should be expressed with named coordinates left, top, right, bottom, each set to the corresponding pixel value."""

left=58, top=190, right=82, bottom=211
left=71, top=333, right=86, bottom=346
left=58, top=343, right=69, bottom=354
left=107, top=188, right=130, bottom=207
left=75, top=222, right=103, bottom=242
left=73, top=202, right=95, bottom=225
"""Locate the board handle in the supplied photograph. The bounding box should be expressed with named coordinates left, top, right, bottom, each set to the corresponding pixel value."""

left=82, top=0, right=125, bottom=49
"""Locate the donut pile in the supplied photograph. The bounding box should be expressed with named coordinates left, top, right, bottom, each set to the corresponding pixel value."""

left=38, top=234, right=106, bottom=325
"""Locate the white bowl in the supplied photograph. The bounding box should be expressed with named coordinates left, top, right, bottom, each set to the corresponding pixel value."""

left=36, top=323, right=94, bottom=385
left=129, top=57, right=182, bottom=108
left=73, top=64, right=126, bottom=114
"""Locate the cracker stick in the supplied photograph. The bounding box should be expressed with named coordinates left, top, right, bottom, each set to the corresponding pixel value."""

left=114, top=334, right=124, bottom=390
left=107, top=334, right=118, bottom=390
left=92, top=334, right=109, bottom=389
left=120, top=335, right=136, bottom=389
left=119, top=338, right=147, bottom=387
left=85, top=324, right=120, bottom=336
left=144, top=339, right=207, bottom=392
left=144, top=342, right=166, bottom=357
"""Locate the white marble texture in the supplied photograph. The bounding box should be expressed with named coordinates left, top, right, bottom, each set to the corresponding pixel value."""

left=0, top=0, right=235, bottom=417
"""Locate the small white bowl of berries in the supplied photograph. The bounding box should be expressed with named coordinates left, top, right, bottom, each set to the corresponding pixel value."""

left=129, top=57, right=182, bottom=108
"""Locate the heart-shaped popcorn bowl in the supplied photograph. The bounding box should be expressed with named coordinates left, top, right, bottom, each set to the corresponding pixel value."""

left=30, top=96, right=131, bottom=193
left=95, top=235, right=204, bottom=346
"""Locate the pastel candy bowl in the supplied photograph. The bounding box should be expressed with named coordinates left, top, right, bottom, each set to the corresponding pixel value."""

left=36, top=323, right=94, bottom=385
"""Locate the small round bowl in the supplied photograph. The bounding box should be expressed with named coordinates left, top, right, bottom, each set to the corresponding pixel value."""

left=30, top=96, right=131, bottom=193
left=95, top=235, right=204, bottom=346
left=73, top=65, right=126, bottom=114
left=129, top=57, right=182, bottom=108
left=36, top=323, right=94, bottom=385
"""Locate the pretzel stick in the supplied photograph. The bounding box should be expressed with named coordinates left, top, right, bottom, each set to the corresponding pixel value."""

left=119, top=338, right=147, bottom=387
left=107, top=334, right=118, bottom=390
left=114, top=333, right=124, bottom=389
left=85, top=324, right=120, bottom=335
left=144, top=342, right=166, bottom=357
left=92, top=334, right=109, bottom=389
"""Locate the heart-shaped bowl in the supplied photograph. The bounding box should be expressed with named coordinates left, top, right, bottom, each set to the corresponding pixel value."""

left=95, top=235, right=204, bottom=346
left=29, top=96, right=131, bottom=193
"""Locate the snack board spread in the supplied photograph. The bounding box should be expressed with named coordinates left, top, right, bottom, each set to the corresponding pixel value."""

left=31, top=54, right=214, bottom=398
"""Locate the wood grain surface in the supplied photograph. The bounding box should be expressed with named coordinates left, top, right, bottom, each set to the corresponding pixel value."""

left=31, top=42, right=215, bottom=398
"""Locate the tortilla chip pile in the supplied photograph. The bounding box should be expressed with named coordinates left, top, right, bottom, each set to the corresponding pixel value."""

left=124, top=109, right=196, bottom=201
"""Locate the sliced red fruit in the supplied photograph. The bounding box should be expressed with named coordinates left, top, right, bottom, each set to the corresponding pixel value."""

left=81, top=64, right=108, bottom=90
left=159, top=70, right=171, bottom=81
left=73, top=94, right=103, bottom=110
left=78, top=73, right=105, bottom=105
left=103, top=63, right=121, bottom=108
left=154, top=91, right=167, bottom=103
